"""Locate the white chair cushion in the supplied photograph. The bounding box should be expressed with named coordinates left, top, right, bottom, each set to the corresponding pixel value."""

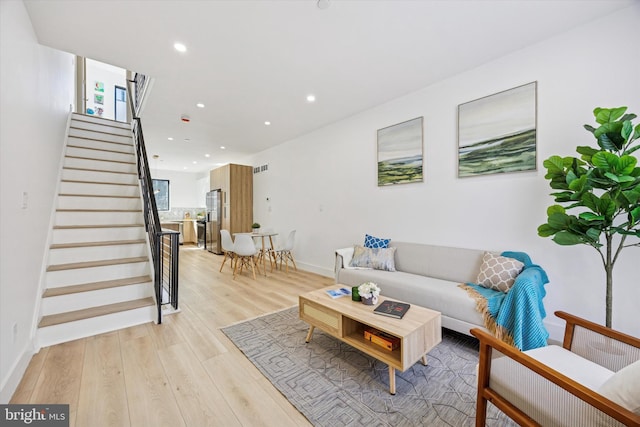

left=523, top=345, right=614, bottom=390
left=598, top=359, right=640, bottom=414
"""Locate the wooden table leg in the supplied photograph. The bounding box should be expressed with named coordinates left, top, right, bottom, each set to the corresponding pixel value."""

left=389, top=366, right=396, bottom=395
left=305, top=325, right=315, bottom=343
left=421, top=355, right=428, bottom=365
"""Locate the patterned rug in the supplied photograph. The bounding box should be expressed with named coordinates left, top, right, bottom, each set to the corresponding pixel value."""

left=221, top=306, right=516, bottom=427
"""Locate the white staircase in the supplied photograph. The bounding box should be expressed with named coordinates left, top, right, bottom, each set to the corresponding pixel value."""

left=37, top=113, right=156, bottom=348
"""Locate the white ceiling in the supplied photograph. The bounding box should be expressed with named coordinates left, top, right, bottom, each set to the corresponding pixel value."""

left=24, top=0, right=634, bottom=173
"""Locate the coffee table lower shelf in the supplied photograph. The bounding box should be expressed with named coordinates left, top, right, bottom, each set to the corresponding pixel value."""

left=299, top=288, right=441, bottom=395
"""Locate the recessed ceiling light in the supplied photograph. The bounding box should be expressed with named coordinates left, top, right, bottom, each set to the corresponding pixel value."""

left=306, top=94, right=316, bottom=103
left=220, top=146, right=226, bottom=150
left=204, top=154, right=210, bottom=158
left=317, top=0, right=330, bottom=9
left=167, top=137, right=174, bottom=141
left=264, top=121, right=271, bottom=126
left=192, top=161, right=197, bottom=164
left=183, top=166, right=188, bottom=170
left=196, top=103, right=205, bottom=108
left=174, top=42, right=187, bottom=53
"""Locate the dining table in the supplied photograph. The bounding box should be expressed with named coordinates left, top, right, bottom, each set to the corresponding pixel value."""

left=233, top=231, right=278, bottom=274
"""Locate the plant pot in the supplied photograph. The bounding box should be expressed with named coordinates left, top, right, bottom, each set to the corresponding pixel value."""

left=361, top=295, right=378, bottom=305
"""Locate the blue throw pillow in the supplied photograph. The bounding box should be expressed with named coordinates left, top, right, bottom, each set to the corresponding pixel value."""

left=364, top=234, right=390, bottom=249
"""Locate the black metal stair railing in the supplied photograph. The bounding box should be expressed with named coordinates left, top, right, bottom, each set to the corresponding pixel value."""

left=127, top=73, right=179, bottom=324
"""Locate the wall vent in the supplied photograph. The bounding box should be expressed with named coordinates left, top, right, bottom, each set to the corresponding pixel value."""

left=253, top=164, right=269, bottom=174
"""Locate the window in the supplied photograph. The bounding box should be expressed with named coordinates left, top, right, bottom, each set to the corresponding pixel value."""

left=152, top=179, right=170, bottom=211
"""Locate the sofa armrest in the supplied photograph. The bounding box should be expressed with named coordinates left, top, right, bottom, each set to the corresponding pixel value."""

left=471, top=321, right=640, bottom=426
left=334, top=247, right=353, bottom=283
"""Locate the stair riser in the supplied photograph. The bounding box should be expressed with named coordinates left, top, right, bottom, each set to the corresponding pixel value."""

left=37, top=305, right=156, bottom=348
left=57, top=195, right=141, bottom=210
left=68, top=128, right=132, bottom=144
left=48, top=243, right=148, bottom=265
left=63, top=157, right=136, bottom=173
left=52, top=227, right=146, bottom=244
left=46, top=262, right=151, bottom=287
left=70, top=120, right=131, bottom=137
left=55, top=211, right=143, bottom=226
left=62, top=168, right=138, bottom=185
left=59, top=181, right=140, bottom=197
left=66, top=146, right=135, bottom=163
left=71, top=114, right=130, bottom=130
left=67, top=136, right=133, bottom=154
left=41, top=283, right=154, bottom=316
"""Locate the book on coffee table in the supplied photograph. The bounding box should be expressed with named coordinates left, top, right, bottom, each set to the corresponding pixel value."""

left=373, top=299, right=411, bottom=319
left=326, top=287, right=352, bottom=299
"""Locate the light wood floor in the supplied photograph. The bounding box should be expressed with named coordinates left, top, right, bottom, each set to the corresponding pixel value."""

left=11, top=245, right=334, bottom=426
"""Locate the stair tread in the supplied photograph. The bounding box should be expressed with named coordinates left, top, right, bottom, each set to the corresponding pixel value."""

left=47, top=256, right=149, bottom=271
left=43, top=275, right=152, bottom=297
left=63, top=166, right=136, bottom=175
left=71, top=114, right=131, bottom=128
left=59, top=193, right=139, bottom=199
left=53, top=224, right=144, bottom=229
left=67, top=144, right=134, bottom=155
left=50, top=239, right=146, bottom=249
left=61, top=179, right=137, bottom=186
left=57, top=208, right=141, bottom=212
left=68, top=136, right=132, bottom=147
left=38, top=297, right=155, bottom=328
left=65, top=155, right=135, bottom=165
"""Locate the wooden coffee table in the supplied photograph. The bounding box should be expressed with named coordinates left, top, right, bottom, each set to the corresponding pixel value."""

left=299, top=285, right=442, bottom=394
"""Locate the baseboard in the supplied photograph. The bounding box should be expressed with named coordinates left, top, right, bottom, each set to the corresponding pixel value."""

left=295, top=261, right=333, bottom=278
left=0, top=340, right=35, bottom=404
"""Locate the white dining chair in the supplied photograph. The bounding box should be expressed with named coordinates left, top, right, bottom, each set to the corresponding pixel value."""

left=219, top=229, right=235, bottom=273
left=233, top=234, right=261, bottom=279
left=273, top=230, right=297, bottom=273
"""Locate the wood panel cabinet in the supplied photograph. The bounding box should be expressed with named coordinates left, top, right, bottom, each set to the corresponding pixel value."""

left=210, top=164, right=253, bottom=235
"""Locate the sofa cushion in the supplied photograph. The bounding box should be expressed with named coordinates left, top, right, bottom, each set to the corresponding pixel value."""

left=364, top=234, right=391, bottom=249
left=598, top=359, right=640, bottom=414
left=337, top=268, right=483, bottom=326
left=350, top=245, right=396, bottom=271
left=390, top=241, right=485, bottom=283
left=476, top=252, right=524, bottom=292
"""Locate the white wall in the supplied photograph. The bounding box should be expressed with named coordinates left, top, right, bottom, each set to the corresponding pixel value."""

left=150, top=169, right=207, bottom=211
left=85, top=58, right=127, bottom=121
left=248, top=5, right=640, bottom=340
left=0, top=1, right=75, bottom=402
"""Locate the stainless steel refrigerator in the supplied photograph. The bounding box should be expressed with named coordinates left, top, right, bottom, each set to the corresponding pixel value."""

left=206, top=189, right=222, bottom=254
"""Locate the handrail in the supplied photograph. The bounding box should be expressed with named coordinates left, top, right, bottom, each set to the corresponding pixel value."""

left=126, top=73, right=179, bottom=323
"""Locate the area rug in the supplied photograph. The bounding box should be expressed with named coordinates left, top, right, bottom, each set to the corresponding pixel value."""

left=221, top=306, right=516, bottom=427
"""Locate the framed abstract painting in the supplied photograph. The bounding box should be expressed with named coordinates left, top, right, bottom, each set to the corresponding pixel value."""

left=377, top=116, right=424, bottom=186
left=458, top=82, right=537, bottom=177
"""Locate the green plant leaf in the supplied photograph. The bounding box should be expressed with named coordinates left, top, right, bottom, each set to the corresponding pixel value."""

left=618, top=155, right=637, bottom=174
left=547, top=205, right=565, bottom=216
left=586, top=228, right=601, bottom=241
left=552, top=231, right=584, bottom=245
left=584, top=124, right=597, bottom=135
left=595, top=106, right=627, bottom=124
left=537, top=223, right=557, bottom=237
left=592, top=152, right=618, bottom=171
left=547, top=212, right=571, bottom=230
left=579, top=212, right=604, bottom=221
left=543, top=156, right=565, bottom=173
left=622, top=120, right=633, bottom=141
left=631, top=206, right=640, bottom=224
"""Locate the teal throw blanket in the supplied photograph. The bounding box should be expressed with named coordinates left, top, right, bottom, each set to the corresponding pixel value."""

left=466, top=251, right=549, bottom=351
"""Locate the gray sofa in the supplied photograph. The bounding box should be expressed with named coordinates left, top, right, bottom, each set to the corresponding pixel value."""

left=335, top=241, right=489, bottom=336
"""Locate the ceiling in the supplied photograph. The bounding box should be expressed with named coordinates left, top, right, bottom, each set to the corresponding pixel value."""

left=24, top=0, right=634, bottom=173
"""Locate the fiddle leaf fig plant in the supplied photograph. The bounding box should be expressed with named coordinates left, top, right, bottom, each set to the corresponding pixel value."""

left=538, top=106, right=640, bottom=328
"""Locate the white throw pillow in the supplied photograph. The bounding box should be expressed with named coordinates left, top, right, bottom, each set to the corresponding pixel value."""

left=598, top=359, right=640, bottom=414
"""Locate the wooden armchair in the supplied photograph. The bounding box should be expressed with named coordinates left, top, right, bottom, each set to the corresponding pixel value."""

left=471, top=311, right=640, bottom=426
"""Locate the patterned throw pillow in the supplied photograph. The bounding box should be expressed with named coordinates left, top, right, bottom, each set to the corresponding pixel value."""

left=364, top=234, right=391, bottom=249
left=350, top=245, right=396, bottom=271
left=476, top=252, right=524, bottom=292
